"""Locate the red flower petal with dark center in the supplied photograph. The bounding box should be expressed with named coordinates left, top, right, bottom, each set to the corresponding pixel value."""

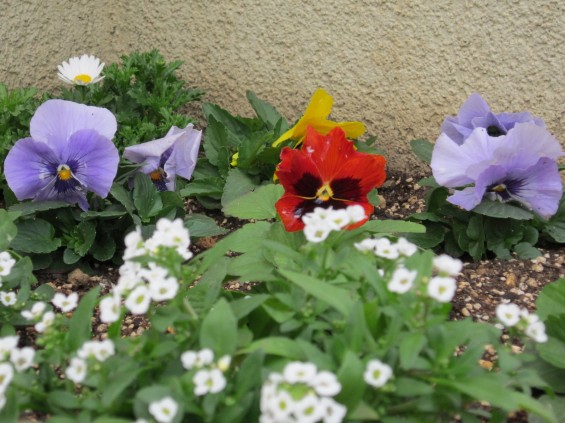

left=275, top=126, right=387, bottom=231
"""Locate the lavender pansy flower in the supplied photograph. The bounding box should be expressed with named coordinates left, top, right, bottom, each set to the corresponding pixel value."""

left=4, top=100, right=119, bottom=211
left=440, top=93, right=546, bottom=145
left=432, top=123, right=563, bottom=218
left=123, top=124, right=202, bottom=191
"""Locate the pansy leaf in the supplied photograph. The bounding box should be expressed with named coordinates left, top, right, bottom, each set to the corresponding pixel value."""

left=133, top=173, right=162, bottom=221
left=199, top=298, right=238, bottom=356
left=223, top=184, right=284, bottom=219
left=221, top=168, right=259, bottom=207
left=110, top=184, right=135, bottom=215
left=410, top=138, right=434, bottom=164
left=0, top=209, right=18, bottom=250
left=472, top=199, right=534, bottom=220
left=185, top=213, right=228, bottom=238
left=536, top=279, right=565, bottom=320
left=203, top=115, right=230, bottom=175
left=247, top=90, right=289, bottom=131
left=8, top=200, right=70, bottom=216
left=180, top=177, right=225, bottom=197
left=405, top=222, right=445, bottom=248
left=68, top=221, right=96, bottom=257
left=11, top=219, right=62, bottom=254
left=513, top=242, right=541, bottom=259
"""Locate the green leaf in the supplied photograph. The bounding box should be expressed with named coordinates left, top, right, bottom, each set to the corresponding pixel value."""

left=8, top=200, right=70, bottom=216
left=472, top=200, right=534, bottom=220
left=203, top=115, right=230, bottom=175
left=405, top=221, right=445, bottom=248
left=395, top=377, right=434, bottom=396
left=513, top=242, right=541, bottom=259
left=185, top=213, right=228, bottom=237
left=0, top=209, right=17, bottom=250
left=200, top=298, right=238, bottom=356
left=47, top=390, right=80, bottom=409
left=63, top=248, right=81, bottom=265
left=531, top=396, right=565, bottom=423
left=336, top=350, right=365, bottom=411
left=279, top=269, right=354, bottom=316
left=399, top=332, right=427, bottom=369
left=11, top=219, right=62, bottom=253
left=410, top=138, right=434, bottom=164
left=69, top=221, right=97, bottom=257
left=68, top=287, right=101, bottom=351
left=133, top=172, right=162, bottom=220
left=221, top=168, right=258, bottom=207
left=91, top=233, right=117, bottom=262
left=110, top=184, right=135, bottom=214
left=361, top=220, right=426, bottom=234
left=240, top=337, right=307, bottom=360
left=179, top=177, right=225, bottom=197
left=537, top=279, right=565, bottom=320
left=247, top=90, right=288, bottom=131
left=223, top=184, right=284, bottom=219
left=101, top=360, right=143, bottom=407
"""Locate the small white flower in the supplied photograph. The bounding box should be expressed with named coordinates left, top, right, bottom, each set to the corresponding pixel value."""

left=123, top=228, right=146, bottom=260
left=0, top=291, right=16, bottom=306
left=51, top=292, right=79, bottom=312
left=193, top=368, right=227, bottom=395
left=283, top=361, right=317, bottom=384
left=21, top=302, right=47, bottom=320
left=525, top=320, right=548, bottom=343
left=395, top=237, right=418, bottom=256
left=93, top=339, right=115, bottom=362
left=149, top=396, right=178, bottom=423
left=150, top=218, right=191, bottom=252
left=149, top=277, right=179, bottom=302
left=0, top=252, right=16, bottom=277
left=520, top=309, right=540, bottom=325
left=354, top=238, right=379, bottom=253
left=495, top=303, right=521, bottom=327
left=387, top=268, right=417, bottom=294
left=139, top=263, right=169, bottom=284
left=326, top=209, right=351, bottom=230
left=78, top=341, right=98, bottom=360
left=181, top=348, right=214, bottom=370
left=311, top=370, right=341, bottom=397
left=320, top=397, right=347, bottom=423
left=57, top=54, right=105, bottom=85
left=0, top=363, right=14, bottom=393
left=433, top=254, right=463, bottom=276
left=304, top=221, right=333, bottom=243
left=181, top=350, right=197, bottom=370
left=373, top=238, right=399, bottom=260
left=346, top=204, right=366, bottom=223
left=10, top=347, right=35, bottom=372
left=99, top=292, right=121, bottom=323
left=364, top=359, right=392, bottom=388
left=266, top=389, right=296, bottom=420
left=217, top=355, right=232, bottom=372
left=35, top=311, right=55, bottom=333
left=0, top=394, right=5, bottom=411
left=0, top=336, right=19, bottom=359
left=125, top=285, right=151, bottom=315
left=427, top=276, right=457, bottom=303
left=65, top=357, right=87, bottom=384
left=294, top=393, right=325, bottom=423
left=135, top=419, right=149, bottom=423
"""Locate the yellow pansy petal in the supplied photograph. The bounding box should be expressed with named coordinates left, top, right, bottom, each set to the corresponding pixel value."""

left=337, top=121, right=366, bottom=139
left=302, top=88, right=334, bottom=121
left=230, top=152, right=239, bottom=166
left=272, top=126, right=297, bottom=147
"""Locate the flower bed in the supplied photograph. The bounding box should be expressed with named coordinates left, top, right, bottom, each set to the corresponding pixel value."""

left=1, top=51, right=565, bottom=423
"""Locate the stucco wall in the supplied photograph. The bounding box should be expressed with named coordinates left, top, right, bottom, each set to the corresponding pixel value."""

left=1, top=0, right=563, bottom=172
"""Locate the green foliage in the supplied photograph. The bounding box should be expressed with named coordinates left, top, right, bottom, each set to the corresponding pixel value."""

left=57, top=50, right=203, bottom=151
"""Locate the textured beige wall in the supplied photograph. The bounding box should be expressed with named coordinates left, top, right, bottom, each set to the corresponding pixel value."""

left=1, top=0, right=563, bottom=172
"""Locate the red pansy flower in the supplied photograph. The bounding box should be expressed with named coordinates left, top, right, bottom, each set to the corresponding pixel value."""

left=275, top=126, right=387, bottom=231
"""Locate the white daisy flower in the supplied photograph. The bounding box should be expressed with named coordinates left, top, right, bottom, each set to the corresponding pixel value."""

left=193, top=368, right=227, bottom=396
left=93, top=339, right=115, bottom=362
left=433, top=254, right=463, bottom=276
left=427, top=276, right=457, bottom=303
left=266, top=390, right=296, bottom=421
left=65, top=357, right=87, bottom=384
left=51, top=292, right=79, bottom=312
left=10, top=347, right=35, bottom=372
left=57, top=54, right=105, bottom=85
left=364, top=359, right=392, bottom=388
left=149, top=396, right=178, bottom=423
left=387, top=268, right=417, bottom=294
left=495, top=303, right=521, bottom=327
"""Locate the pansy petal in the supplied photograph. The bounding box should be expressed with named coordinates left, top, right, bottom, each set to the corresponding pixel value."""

left=303, top=88, right=334, bottom=121
left=4, top=138, right=58, bottom=200
left=447, top=187, right=483, bottom=211
left=506, top=158, right=562, bottom=218
left=276, top=148, right=322, bottom=198
left=331, top=154, right=387, bottom=198
left=63, top=129, right=119, bottom=198
left=123, top=135, right=177, bottom=164
left=497, top=112, right=545, bottom=132
left=164, top=126, right=202, bottom=183
left=454, top=93, right=490, bottom=128
left=275, top=195, right=309, bottom=231
left=30, top=100, right=117, bottom=149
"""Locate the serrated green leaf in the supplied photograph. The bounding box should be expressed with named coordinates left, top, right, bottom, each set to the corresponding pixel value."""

left=110, top=184, right=135, bottom=214
left=203, top=115, right=230, bottom=175
left=513, top=242, right=541, bottom=259
left=223, top=184, right=284, bottom=219
left=247, top=90, right=289, bottom=131
left=133, top=173, right=162, bottom=221
left=8, top=200, right=70, bottom=216
left=473, top=200, right=534, bottom=220
left=185, top=213, right=228, bottom=237
left=221, top=168, right=258, bottom=207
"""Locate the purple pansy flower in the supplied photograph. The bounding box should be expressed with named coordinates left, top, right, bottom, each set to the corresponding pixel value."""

left=440, top=93, right=546, bottom=145
left=4, top=100, right=119, bottom=211
left=431, top=123, right=563, bottom=218
left=123, top=124, right=202, bottom=191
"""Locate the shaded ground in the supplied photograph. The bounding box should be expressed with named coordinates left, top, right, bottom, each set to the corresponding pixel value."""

left=29, top=172, right=564, bottom=423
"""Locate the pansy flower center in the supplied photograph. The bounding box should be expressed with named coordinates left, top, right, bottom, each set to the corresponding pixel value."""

left=149, top=169, right=165, bottom=181
left=315, top=183, right=334, bottom=202
left=57, top=164, right=72, bottom=181
left=73, top=74, right=92, bottom=84
left=487, top=125, right=505, bottom=137
left=491, top=183, right=507, bottom=193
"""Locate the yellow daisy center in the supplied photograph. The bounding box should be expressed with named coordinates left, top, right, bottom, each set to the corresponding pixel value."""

left=57, top=164, right=72, bottom=181
left=73, top=74, right=92, bottom=84
left=316, top=183, right=334, bottom=201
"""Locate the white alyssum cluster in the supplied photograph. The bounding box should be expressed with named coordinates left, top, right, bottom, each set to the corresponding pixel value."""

left=0, top=336, right=35, bottom=409
left=426, top=254, right=462, bottom=303
left=260, top=361, right=346, bottom=423
left=302, top=205, right=367, bottom=243
left=21, top=301, right=56, bottom=333
left=495, top=303, right=548, bottom=343
left=354, top=237, right=417, bottom=260
left=0, top=252, right=17, bottom=306
left=65, top=339, right=116, bottom=384
left=51, top=292, right=79, bottom=313
left=99, top=218, right=192, bottom=322
left=363, top=359, right=393, bottom=388
left=181, top=348, right=230, bottom=396
left=149, top=396, right=179, bottom=423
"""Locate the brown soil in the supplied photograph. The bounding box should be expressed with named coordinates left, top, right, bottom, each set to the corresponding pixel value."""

left=28, top=172, right=564, bottom=423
